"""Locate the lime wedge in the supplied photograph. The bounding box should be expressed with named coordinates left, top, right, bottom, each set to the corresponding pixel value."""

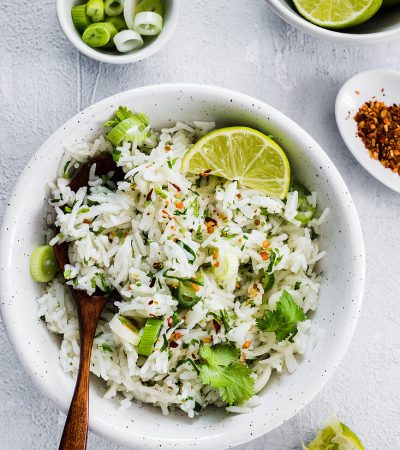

left=181, top=127, right=290, bottom=199
left=306, top=420, right=364, bottom=450
left=293, top=0, right=382, bottom=29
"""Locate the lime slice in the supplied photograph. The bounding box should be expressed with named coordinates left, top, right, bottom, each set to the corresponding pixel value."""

left=181, top=127, right=290, bottom=199
left=293, top=0, right=382, bottom=29
left=306, top=420, right=364, bottom=450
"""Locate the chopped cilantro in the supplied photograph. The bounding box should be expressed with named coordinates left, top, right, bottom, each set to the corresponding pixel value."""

left=100, top=343, right=113, bottom=353
left=199, top=345, right=254, bottom=405
left=256, top=290, right=306, bottom=341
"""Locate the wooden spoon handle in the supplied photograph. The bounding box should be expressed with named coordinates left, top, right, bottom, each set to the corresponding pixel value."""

left=58, top=293, right=107, bottom=450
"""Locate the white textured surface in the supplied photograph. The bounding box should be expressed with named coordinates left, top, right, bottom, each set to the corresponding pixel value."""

left=0, top=1, right=399, bottom=449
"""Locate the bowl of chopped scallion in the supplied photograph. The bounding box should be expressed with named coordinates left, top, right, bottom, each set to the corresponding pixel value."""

left=57, top=0, right=181, bottom=64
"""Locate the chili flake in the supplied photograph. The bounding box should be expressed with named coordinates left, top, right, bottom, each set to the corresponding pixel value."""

left=355, top=100, right=400, bottom=174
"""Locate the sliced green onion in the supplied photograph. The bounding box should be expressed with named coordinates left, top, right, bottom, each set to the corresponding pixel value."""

left=136, top=0, right=164, bottom=15
left=30, top=245, right=59, bottom=283
left=171, top=281, right=201, bottom=309
left=162, top=269, right=204, bottom=286
left=103, top=23, right=118, bottom=49
left=82, top=22, right=116, bottom=47
left=106, top=14, right=128, bottom=31
left=176, top=239, right=196, bottom=264
left=176, top=358, right=200, bottom=374
left=109, top=314, right=140, bottom=345
left=138, top=318, right=163, bottom=356
left=214, top=244, right=239, bottom=282
left=86, top=0, right=105, bottom=22
left=105, top=0, right=124, bottom=16
left=123, top=0, right=138, bottom=30
left=71, top=5, right=92, bottom=32
left=134, top=11, right=163, bottom=36
left=107, top=114, right=149, bottom=146
left=292, top=184, right=316, bottom=225
left=261, top=271, right=275, bottom=292
left=113, top=29, right=143, bottom=53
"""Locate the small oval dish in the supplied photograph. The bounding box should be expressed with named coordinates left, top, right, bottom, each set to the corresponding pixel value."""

left=335, top=69, right=400, bottom=193
left=57, top=0, right=181, bottom=64
left=265, top=0, right=400, bottom=44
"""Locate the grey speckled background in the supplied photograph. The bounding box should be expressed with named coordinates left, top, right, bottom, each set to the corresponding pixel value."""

left=1, top=1, right=400, bottom=449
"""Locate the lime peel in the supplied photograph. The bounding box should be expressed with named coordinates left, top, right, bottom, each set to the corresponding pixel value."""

left=293, top=0, right=383, bottom=29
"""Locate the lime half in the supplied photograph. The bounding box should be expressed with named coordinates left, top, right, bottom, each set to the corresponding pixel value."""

left=181, top=127, right=290, bottom=199
left=293, top=0, right=382, bottom=29
left=306, top=420, right=364, bottom=450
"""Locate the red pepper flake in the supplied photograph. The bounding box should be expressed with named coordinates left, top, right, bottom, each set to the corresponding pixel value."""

left=167, top=317, right=173, bottom=327
left=175, top=201, right=184, bottom=209
left=164, top=145, right=171, bottom=152
left=146, top=189, right=153, bottom=202
left=162, top=209, right=171, bottom=218
left=169, top=341, right=178, bottom=348
left=355, top=100, right=400, bottom=174
left=212, top=319, right=221, bottom=332
left=200, top=169, right=212, bottom=176
left=170, top=182, right=181, bottom=192
left=260, top=251, right=269, bottom=261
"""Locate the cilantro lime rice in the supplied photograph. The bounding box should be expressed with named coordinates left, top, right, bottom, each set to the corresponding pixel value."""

left=36, top=107, right=328, bottom=417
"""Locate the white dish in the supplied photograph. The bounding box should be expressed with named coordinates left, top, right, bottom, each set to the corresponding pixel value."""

left=336, top=69, right=400, bottom=193
left=265, top=0, right=400, bottom=44
left=0, top=84, right=365, bottom=450
left=57, top=0, right=181, bottom=64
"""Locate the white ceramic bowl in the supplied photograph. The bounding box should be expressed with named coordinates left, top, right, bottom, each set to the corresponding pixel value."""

left=56, top=0, right=181, bottom=64
left=265, top=0, right=400, bottom=43
left=335, top=69, right=400, bottom=193
left=0, top=84, right=365, bottom=450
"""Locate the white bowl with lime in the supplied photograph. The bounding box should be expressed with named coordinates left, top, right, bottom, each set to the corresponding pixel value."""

left=0, top=84, right=365, bottom=449
left=265, top=0, right=400, bottom=43
left=57, top=0, right=181, bottom=64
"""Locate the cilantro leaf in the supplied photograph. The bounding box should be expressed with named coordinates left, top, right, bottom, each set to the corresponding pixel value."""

left=200, top=344, right=239, bottom=368
left=256, top=290, right=306, bottom=341
left=199, top=345, right=254, bottom=405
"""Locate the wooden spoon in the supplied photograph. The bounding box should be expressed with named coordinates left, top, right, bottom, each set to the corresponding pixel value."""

left=54, top=153, right=124, bottom=450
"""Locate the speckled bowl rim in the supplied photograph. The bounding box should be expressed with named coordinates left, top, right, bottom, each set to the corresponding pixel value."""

left=56, top=0, right=181, bottom=64
left=0, top=84, right=365, bottom=450
left=265, top=0, right=400, bottom=44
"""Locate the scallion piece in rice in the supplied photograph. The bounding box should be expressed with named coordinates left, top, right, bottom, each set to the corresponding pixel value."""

left=138, top=318, right=163, bottom=356
left=30, top=245, right=59, bottom=283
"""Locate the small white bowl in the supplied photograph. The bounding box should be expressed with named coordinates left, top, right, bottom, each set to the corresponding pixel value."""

left=265, top=0, right=400, bottom=43
left=0, top=84, right=365, bottom=449
left=57, top=0, right=181, bottom=64
left=336, top=69, right=400, bottom=193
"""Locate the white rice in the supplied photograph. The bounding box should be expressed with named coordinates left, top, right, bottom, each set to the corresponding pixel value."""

left=38, top=119, right=328, bottom=418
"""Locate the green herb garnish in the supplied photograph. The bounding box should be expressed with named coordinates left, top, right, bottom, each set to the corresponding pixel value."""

left=199, top=345, right=254, bottom=405
left=256, top=290, right=306, bottom=341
